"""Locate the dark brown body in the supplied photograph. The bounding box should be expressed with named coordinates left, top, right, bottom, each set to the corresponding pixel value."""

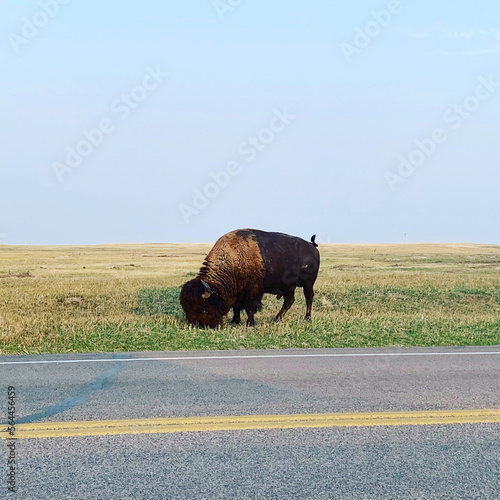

left=180, top=229, right=320, bottom=327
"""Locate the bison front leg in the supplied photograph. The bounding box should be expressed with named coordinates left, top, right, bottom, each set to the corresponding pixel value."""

left=244, top=297, right=262, bottom=327
left=245, top=302, right=257, bottom=326
left=245, top=310, right=255, bottom=327
left=274, top=288, right=295, bottom=321
left=231, top=307, right=241, bottom=325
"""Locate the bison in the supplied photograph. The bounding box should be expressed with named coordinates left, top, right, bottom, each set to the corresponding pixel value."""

left=180, top=229, right=320, bottom=327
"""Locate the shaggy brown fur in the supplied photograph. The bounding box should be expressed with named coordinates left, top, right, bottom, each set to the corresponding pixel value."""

left=180, top=230, right=265, bottom=327
left=199, top=230, right=265, bottom=307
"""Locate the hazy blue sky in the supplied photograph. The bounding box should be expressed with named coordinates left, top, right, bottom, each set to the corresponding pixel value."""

left=1, top=0, right=499, bottom=244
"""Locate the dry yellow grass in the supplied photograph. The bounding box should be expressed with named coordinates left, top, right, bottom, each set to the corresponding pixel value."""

left=0, top=243, right=499, bottom=354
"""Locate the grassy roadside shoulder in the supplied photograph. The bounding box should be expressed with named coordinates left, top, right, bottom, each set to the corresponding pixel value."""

left=1, top=243, right=499, bottom=354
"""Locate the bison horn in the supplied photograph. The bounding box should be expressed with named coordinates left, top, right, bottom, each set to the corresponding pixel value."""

left=200, top=280, right=212, bottom=299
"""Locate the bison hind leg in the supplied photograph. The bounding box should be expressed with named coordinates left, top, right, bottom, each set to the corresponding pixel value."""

left=303, top=285, right=314, bottom=320
left=274, top=288, right=296, bottom=322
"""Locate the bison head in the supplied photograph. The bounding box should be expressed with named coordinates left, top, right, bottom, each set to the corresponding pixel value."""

left=179, top=279, right=224, bottom=327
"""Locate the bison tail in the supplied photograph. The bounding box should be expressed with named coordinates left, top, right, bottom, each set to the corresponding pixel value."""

left=310, top=234, right=318, bottom=247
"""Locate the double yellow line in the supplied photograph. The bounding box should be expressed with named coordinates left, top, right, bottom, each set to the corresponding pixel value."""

left=1, top=409, right=500, bottom=439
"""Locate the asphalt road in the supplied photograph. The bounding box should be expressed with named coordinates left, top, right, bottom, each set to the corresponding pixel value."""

left=1, top=346, right=499, bottom=499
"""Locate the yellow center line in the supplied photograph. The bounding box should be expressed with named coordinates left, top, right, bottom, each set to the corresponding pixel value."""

left=1, top=409, right=499, bottom=439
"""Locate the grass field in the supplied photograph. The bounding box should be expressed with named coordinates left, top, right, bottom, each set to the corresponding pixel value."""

left=0, top=243, right=499, bottom=355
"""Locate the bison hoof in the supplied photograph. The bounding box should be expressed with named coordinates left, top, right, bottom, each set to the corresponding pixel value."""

left=304, top=315, right=312, bottom=321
